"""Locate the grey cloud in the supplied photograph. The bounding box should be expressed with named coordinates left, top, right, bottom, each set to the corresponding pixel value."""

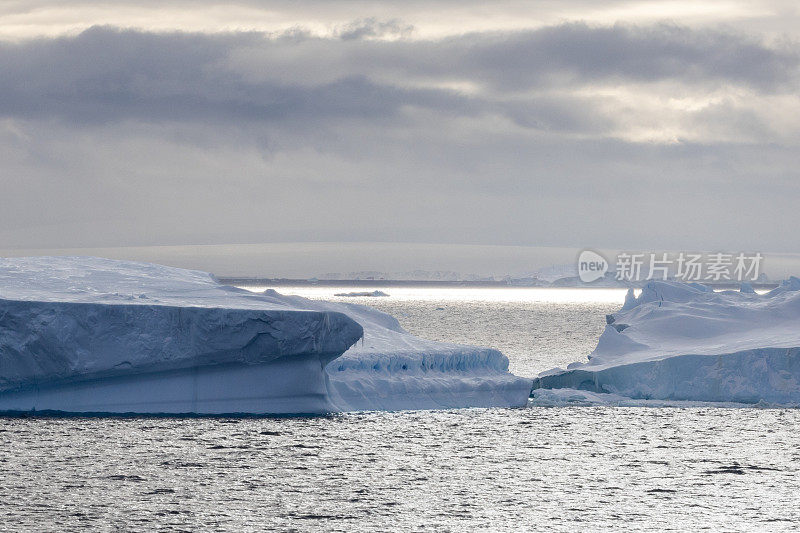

left=346, top=23, right=799, bottom=92
left=1, top=22, right=799, bottom=254
left=0, top=27, right=480, bottom=128
left=459, top=23, right=798, bottom=91
left=0, top=23, right=796, bottom=131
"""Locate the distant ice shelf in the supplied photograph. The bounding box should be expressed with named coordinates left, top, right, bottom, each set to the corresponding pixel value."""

left=0, top=257, right=531, bottom=415
left=533, top=279, right=800, bottom=405
left=333, top=290, right=389, bottom=297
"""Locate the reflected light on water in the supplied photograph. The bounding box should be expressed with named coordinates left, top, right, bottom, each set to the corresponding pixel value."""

left=240, top=286, right=630, bottom=305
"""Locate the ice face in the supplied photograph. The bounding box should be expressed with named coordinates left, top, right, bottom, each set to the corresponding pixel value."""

left=0, top=257, right=363, bottom=392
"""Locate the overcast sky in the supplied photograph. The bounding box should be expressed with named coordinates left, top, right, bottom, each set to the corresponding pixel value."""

left=2, top=1, right=799, bottom=257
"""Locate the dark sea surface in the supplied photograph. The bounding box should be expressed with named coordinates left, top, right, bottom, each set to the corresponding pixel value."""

left=2, top=287, right=798, bottom=532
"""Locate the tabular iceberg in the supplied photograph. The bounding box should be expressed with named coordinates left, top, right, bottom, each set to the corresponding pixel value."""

left=0, top=257, right=531, bottom=415
left=534, top=279, right=800, bottom=405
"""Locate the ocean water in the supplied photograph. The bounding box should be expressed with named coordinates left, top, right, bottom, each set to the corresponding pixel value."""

left=268, top=286, right=625, bottom=376
left=2, top=287, right=799, bottom=532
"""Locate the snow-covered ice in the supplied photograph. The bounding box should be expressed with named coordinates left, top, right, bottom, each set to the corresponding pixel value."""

left=0, top=257, right=531, bottom=414
left=534, top=279, right=800, bottom=405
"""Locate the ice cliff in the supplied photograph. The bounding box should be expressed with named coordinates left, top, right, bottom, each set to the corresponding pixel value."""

left=0, top=257, right=531, bottom=414
left=534, top=279, right=800, bottom=405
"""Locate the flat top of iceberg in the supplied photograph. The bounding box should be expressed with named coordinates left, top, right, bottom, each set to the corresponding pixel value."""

left=0, top=256, right=314, bottom=311
left=584, top=278, right=800, bottom=370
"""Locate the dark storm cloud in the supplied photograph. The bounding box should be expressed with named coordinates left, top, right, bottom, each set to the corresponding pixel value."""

left=0, top=28, right=463, bottom=125
left=449, top=24, right=798, bottom=91
left=0, top=23, right=795, bottom=129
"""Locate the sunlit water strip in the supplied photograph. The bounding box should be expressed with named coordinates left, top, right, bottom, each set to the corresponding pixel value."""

left=241, top=285, right=630, bottom=304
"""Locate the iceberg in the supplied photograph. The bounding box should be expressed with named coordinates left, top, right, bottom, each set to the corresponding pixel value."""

left=333, top=290, right=390, bottom=297
left=0, top=256, right=531, bottom=415
left=534, top=279, right=800, bottom=405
